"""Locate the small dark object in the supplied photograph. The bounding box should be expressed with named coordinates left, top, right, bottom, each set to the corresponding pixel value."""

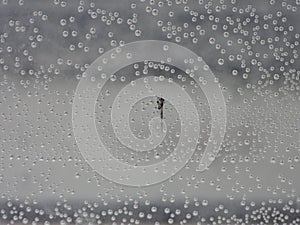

left=157, top=97, right=165, bottom=119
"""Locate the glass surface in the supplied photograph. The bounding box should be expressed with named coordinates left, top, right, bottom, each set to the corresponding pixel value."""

left=0, top=0, right=299, bottom=224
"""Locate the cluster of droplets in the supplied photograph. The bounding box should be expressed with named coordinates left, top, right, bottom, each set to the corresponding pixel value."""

left=0, top=0, right=298, bottom=93
left=1, top=198, right=300, bottom=224
left=141, top=0, right=300, bottom=94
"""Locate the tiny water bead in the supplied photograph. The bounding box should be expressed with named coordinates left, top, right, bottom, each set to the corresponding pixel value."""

left=0, top=0, right=299, bottom=224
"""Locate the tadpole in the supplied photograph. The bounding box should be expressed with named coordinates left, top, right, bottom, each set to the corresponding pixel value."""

left=157, top=97, right=165, bottom=120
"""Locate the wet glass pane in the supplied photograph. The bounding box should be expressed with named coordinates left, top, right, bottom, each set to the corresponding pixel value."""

left=0, top=0, right=299, bottom=224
